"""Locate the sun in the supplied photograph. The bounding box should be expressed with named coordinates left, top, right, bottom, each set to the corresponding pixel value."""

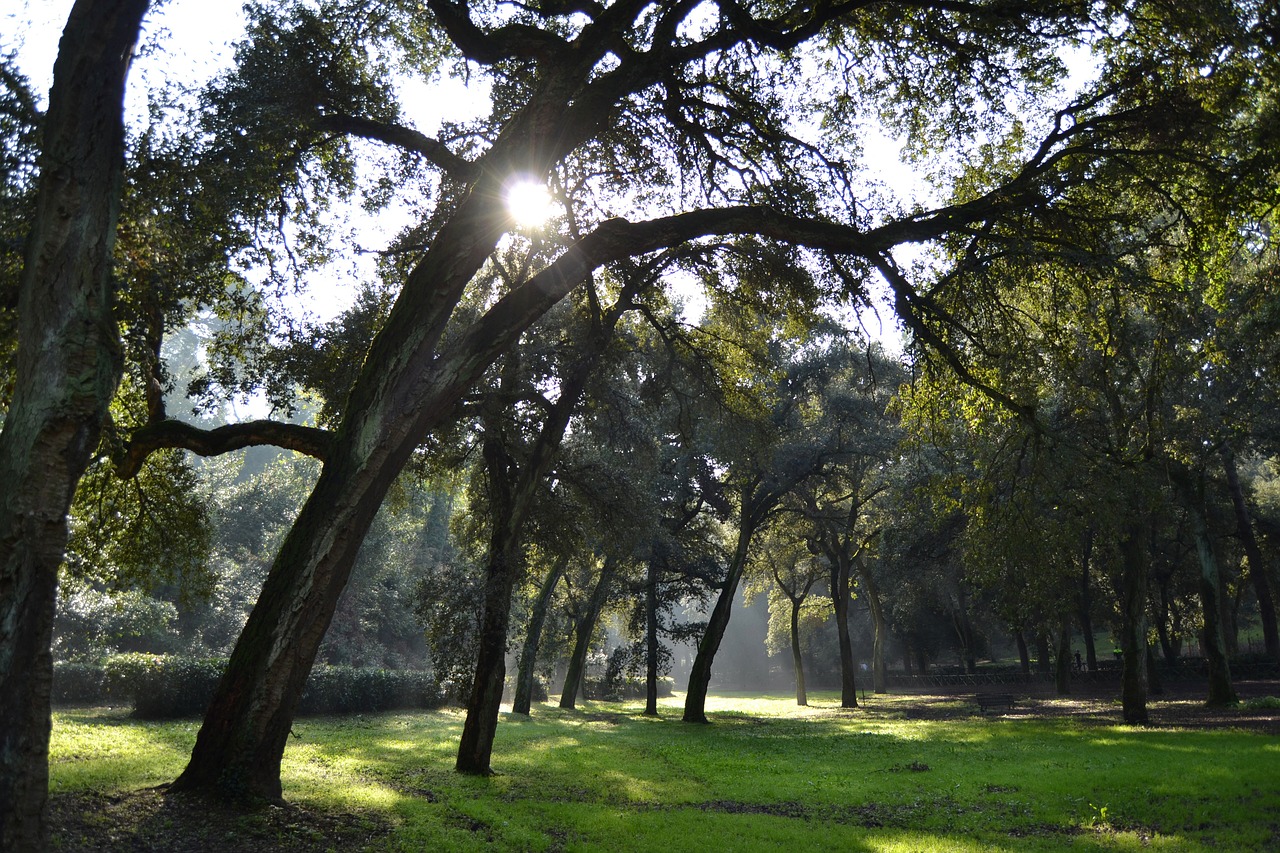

left=505, top=178, right=557, bottom=228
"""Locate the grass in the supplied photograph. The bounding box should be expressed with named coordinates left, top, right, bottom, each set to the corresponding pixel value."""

left=49, top=691, right=1280, bottom=851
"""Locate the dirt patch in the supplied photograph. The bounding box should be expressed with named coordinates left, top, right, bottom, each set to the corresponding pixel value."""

left=47, top=788, right=391, bottom=852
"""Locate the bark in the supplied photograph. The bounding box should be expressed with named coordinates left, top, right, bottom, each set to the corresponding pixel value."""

left=1118, top=517, right=1150, bottom=725
left=773, top=563, right=817, bottom=707
left=1186, top=495, right=1237, bottom=706
left=789, top=595, right=808, bottom=706
left=857, top=559, right=888, bottom=694
left=1054, top=617, right=1072, bottom=695
left=116, top=418, right=331, bottom=477
left=1223, top=447, right=1278, bottom=660
left=1078, top=531, right=1098, bottom=671
left=953, top=585, right=978, bottom=674
left=683, top=518, right=755, bottom=723
left=644, top=557, right=660, bottom=716
left=831, top=553, right=859, bottom=707
left=0, top=2, right=148, bottom=849
left=1014, top=628, right=1031, bottom=675
left=1035, top=631, right=1052, bottom=675
left=559, top=558, right=615, bottom=710
left=512, top=555, right=568, bottom=716
left=455, top=533, right=521, bottom=775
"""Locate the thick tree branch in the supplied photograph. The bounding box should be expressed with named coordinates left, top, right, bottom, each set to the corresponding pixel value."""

left=424, top=0, right=571, bottom=63
left=115, top=419, right=333, bottom=478
left=316, top=115, right=476, bottom=177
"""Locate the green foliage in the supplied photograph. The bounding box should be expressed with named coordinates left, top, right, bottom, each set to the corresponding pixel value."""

left=66, top=654, right=448, bottom=718
left=66, top=447, right=213, bottom=600
left=52, top=585, right=180, bottom=661
left=49, top=662, right=107, bottom=706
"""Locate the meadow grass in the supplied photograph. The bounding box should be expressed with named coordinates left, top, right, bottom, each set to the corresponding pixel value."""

left=50, top=692, right=1280, bottom=851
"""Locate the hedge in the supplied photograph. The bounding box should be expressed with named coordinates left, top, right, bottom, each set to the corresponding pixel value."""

left=53, top=654, right=449, bottom=718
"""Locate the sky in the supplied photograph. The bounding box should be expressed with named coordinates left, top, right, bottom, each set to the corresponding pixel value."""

left=5, top=1, right=928, bottom=361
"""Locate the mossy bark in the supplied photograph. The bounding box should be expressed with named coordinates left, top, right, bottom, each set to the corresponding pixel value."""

left=0, top=2, right=147, bottom=848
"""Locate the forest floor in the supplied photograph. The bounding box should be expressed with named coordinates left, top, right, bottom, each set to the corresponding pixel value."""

left=45, top=680, right=1280, bottom=852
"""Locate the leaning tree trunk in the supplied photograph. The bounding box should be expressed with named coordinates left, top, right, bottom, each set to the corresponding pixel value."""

left=683, top=521, right=755, bottom=723
left=512, top=556, right=568, bottom=716
left=0, top=2, right=147, bottom=849
left=831, top=553, right=858, bottom=707
left=1223, top=447, right=1278, bottom=660
left=643, top=556, right=660, bottom=716
left=1014, top=628, right=1031, bottom=676
left=559, top=558, right=616, bottom=710
left=1186, top=496, right=1237, bottom=706
left=1117, top=517, right=1150, bottom=725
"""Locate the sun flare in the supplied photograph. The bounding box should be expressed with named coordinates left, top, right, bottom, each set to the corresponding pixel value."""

left=505, top=179, right=557, bottom=228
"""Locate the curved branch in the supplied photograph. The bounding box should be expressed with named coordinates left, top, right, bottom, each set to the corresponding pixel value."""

left=115, top=419, right=333, bottom=479
left=424, top=0, right=570, bottom=64
left=316, top=115, right=476, bottom=177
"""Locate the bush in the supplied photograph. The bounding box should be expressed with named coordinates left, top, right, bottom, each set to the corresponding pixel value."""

left=51, top=661, right=107, bottom=705
left=297, top=666, right=449, bottom=715
left=60, top=655, right=451, bottom=718
left=102, top=654, right=224, bottom=718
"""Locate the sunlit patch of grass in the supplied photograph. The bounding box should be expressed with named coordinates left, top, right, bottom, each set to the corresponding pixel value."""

left=50, top=692, right=1280, bottom=851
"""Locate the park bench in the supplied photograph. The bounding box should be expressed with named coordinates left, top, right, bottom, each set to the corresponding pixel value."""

left=973, top=693, right=1018, bottom=715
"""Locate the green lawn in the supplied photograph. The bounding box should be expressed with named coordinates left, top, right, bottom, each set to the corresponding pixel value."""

left=49, top=692, right=1280, bottom=851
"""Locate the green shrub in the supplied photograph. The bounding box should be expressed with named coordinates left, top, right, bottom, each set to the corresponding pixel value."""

left=298, top=666, right=449, bottom=715
left=51, top=661, right=107, bottom=705
left=75, top=655, right=449, bottom=718
left=1242, top=695, right=1280, bottom=710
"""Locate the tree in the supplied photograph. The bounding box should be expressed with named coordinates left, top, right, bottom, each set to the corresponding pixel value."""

left=48, top=0, right=1236, bottom=800
left=0, top=2, right=149, bottom=848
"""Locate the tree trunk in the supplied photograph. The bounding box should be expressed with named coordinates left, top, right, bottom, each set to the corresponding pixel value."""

left=644, top=557, right=660, bottom=716
left=559, top=558, right=615, bottom=710
left=789, top=595, right=808, bottom=706
left=512, top=556, right=568, bottom=716
left=1014, top=628, right=1031, bottom=675
left=455, top=540, right=521, bottom=774
left=831, top=553, right=859, bottom=707
left=1223, top=447, right=1280, bottom=661
left=683, top=523, right=754, bottom=723
left=858, top=558, right=888, bottom=694
left=1078, top=531, right=1098, bottom=671
left=1118, top=517, right=1150, bottom=725
left=1054, top=617, right=1072, bottom=696
left=1035, top=631, right=1052, bottom=675
left=1155, top=572, right=1180, bottom=665
left=0, top=3, right=147, bottom=848
left=1186, top=496, right=1237, bottom=706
